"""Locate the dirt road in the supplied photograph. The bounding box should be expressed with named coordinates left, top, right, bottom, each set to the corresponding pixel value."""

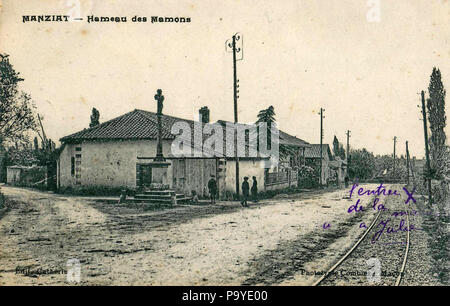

left=0, top=185, right=379, bottom=285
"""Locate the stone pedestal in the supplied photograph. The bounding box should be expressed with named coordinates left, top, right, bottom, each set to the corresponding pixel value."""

left=149, top=161, right=170, bottom=188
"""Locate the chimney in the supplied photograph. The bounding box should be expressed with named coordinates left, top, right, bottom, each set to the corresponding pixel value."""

left=199, top=106, right=210, bottom=123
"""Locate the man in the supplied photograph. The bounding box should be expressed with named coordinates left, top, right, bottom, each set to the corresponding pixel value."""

left=208, top=175, right=217, bottom=204
left=251, top=176, right=258, bottom=203
left=241, top=177, right=250, bottom=207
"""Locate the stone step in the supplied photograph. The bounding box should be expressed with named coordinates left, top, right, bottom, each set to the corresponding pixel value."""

left=127, top=197, right=173, bottom=203
left=136, top=193, right=186, bottom=198
left=143, top=190, right=175, bottom=195
left=127, top=196, right=192, bottom=204
left=134, top=194, right=172, bottom=201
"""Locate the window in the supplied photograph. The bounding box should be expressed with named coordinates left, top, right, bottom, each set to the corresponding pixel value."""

left=71, top=157, right=75, bottom=176
left=75, top=147, right=82, bottom=152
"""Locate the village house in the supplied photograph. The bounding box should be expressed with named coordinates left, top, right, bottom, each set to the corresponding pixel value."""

left=304, top=144, right=333, bottom=185
left=57, top=107, right=309, bottom=198
left=329, top=156, right=348, bottom=187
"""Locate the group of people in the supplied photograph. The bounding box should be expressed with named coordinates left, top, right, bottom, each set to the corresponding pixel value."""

left=207, top=175, right=258, bottom=207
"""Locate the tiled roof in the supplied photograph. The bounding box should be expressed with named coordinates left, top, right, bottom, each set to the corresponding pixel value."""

left=60, top=110, right=309, bottom=158
left=60, top=109, right=193, bottom=142
left=279, top=130, right=310, bottom=148
left=304, top=144, right=332, bottom=159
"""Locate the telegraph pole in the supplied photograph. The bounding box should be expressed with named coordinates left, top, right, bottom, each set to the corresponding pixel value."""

left=346, top=130, right=351, bottom=177
left=319, top=108, right=325, bottom=186
left=406, top=141, right=410, bottom=186
left=421, top=90, right=432, bottom=205
left=393, top=136, right=397, bottom=177
left=226, top=33, right=243, bottom=199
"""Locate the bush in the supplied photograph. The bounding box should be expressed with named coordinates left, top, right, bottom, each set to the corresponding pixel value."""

left=297, top=165, right=319, bottom=189
left=0, top=191, right=5, bottom=209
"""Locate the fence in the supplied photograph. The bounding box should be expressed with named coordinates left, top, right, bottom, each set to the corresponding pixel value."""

left=6, top=166, right=47, bottom=188
left=265, top=169, right=298, bottom=190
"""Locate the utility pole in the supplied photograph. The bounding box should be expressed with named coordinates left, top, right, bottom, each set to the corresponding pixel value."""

left=346, top=130, right=351, bottom=177
left=421, top=90, right=433, bottom=205
left=393, top=136, right=397, bottom=178
left=406, top=141, right=410, bottom=186
left=319, top=108, right=325, bottom=186
left=226, top=33, right=243, bottom=199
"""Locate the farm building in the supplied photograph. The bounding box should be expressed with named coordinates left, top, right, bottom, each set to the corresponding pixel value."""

left=57, top=108, right=309, bottom=198
left=304, top=144, right=333, bottom=185
left=329, top=156, right=348, bottom=187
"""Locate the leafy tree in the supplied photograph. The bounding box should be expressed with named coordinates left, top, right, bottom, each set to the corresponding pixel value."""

left=374, top=154, right=407, bottom=181
left=339, top=144, right=346, bottom=160
left=90, top=107, right=100, bottom=128
left=33, top=136, right=39, bottom=151
left=427, top=67, right=447, bottom=177
left=297, top=165, right=319, bottom=188
left=348, top=148, right=375, bottom=180
left=0, top=54, right=37, bottom=144
left=5, top=139, right=37, bottom=166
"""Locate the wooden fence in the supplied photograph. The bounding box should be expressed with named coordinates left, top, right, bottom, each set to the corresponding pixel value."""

left=265, top=170, right=297, bottom=188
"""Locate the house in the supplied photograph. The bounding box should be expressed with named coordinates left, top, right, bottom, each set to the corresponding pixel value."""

left=304, top=144, right=333, bottom=185
left=329, top=156, right=347, bottom=187
left=278, top=130, right=311, bottom=168
left=57, top=108, right=309, bottom=198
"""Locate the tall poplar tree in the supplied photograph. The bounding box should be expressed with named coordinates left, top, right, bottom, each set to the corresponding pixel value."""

left=426, top=67, right=447, bottom=176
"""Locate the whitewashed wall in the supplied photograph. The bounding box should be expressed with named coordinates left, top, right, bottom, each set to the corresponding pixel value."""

left=58, top=139, right=173, bottom=188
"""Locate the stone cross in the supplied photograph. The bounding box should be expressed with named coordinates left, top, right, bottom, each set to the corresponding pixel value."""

left=154, top=89, right=164, bottom=115
left=154, top=89, right=165, bottom=162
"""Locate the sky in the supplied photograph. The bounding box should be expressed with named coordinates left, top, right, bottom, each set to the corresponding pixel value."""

left=1, top=0, right=450, bottom=158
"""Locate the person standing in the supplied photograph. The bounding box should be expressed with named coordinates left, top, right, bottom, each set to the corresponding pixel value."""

left=251, top=176, right=258, bottom=203
left=208, top=175, right=217, bottom=204
left=241, top=177, right=250, bottom=207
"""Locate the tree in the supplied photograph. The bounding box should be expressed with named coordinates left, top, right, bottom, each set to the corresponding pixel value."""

left=90, top=107, right=100, bottom=128
left=374, top=154, right=407, bottom=181
left=0, top=54, right=37, bottom=144
left=256, top=105, right=294, bottom=158
left=256, top=105, right=276, bottom=147
left=5, top=139, right=37, bottom=166
left=256, top=105, right=275, bottom=151
left=427, top=67, right=447, bottom=177
left=348, top=148, right=375, bottom=181
left=33, top=136, right=39, bottom=151
left=339, top=144, right=346, bottom=160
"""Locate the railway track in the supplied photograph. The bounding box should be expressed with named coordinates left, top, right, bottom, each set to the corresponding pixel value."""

left=313, top=186, right=412, bottom=286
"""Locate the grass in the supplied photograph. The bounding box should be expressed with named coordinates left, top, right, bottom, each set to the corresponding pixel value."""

left=417, top=195, right=450, bottom=284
